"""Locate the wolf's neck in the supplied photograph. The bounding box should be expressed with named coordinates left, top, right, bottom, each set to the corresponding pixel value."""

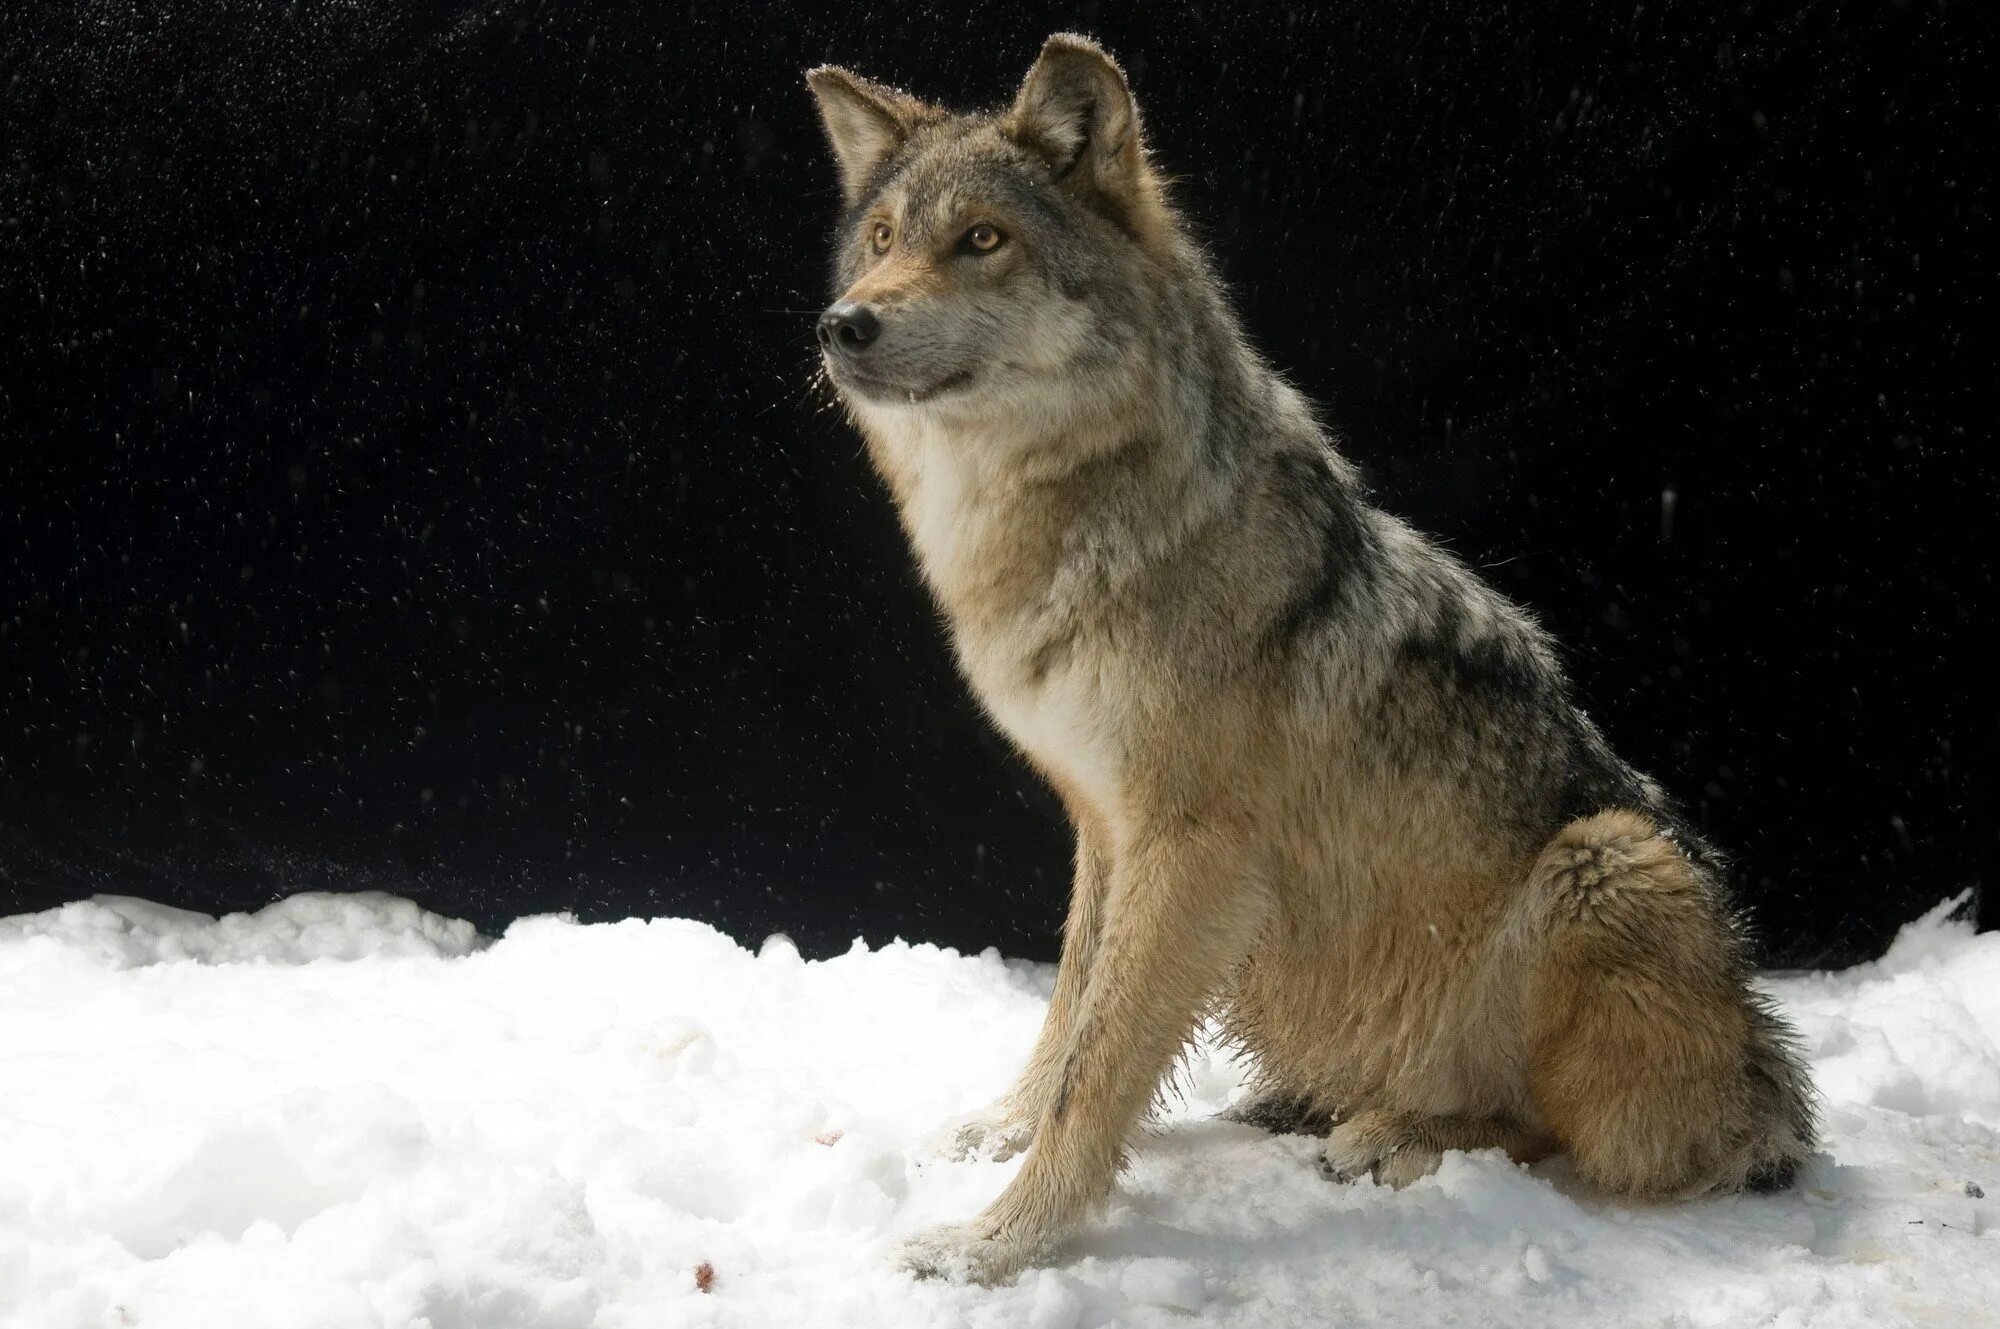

left=886, top=335, right=1263, bottom=636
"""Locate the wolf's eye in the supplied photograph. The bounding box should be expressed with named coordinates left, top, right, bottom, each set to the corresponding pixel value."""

left=870, top=221, right=894, bottom=254
left=962, top=224, right=1005, bottom=254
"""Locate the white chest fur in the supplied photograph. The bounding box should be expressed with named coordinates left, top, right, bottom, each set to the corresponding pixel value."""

left=904, top=444, right=984, bottom=591
left=860, top=406, right=1129, bottom=813
left=962, top=639, right=1124, bottom=816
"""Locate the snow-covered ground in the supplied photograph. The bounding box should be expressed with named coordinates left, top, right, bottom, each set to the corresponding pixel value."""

left=1, top=891, right=1994, bottom=1329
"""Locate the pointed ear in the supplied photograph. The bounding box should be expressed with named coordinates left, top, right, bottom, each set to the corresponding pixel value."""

left=805, top=65, right=931, bottom=205
left=1003, top=34, right=1156, bottom=214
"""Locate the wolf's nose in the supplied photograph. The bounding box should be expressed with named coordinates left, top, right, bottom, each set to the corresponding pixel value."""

left=816, top=301, right=881, bottom=354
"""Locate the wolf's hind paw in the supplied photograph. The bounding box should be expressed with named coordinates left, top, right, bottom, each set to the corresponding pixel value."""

left=1320, top=1112, right=1445, bottom=1189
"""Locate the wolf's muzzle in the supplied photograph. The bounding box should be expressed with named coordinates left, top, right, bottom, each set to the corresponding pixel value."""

left=816, top=301, right=881, bottom=356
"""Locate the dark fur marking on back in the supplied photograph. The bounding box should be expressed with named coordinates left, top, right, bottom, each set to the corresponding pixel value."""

left=1551, top=726, right=1656, bottom=827
left=1263, top=452, right=1380, bottom=648
left=1376, top=596, right=1642, bottom=848
left=1394, top=597, right=1554, bottom=713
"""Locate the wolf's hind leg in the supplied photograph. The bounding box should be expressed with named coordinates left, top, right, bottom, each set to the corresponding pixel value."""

left=1521, top=810, right=1816, bottom=1197
left=1320, top=1109, right=1553, bottom=1188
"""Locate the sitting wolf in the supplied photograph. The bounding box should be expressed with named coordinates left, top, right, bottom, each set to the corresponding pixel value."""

left=806, top=33, right=1816, bottom=1286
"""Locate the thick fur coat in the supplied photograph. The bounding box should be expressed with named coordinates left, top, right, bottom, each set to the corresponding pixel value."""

left=806, top=34, right=1816, bottom=1286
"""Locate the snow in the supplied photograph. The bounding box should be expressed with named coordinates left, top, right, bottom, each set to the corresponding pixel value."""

left=1, top=891, right=1995, bottom=1329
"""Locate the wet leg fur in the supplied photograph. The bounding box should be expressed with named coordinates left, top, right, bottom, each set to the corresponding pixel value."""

left=901, top=819, right=1271, bottom=1284
left=929, top=819, right=1109, bottom=1163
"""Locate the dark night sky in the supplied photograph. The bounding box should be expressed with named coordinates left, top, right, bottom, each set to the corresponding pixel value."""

left=2, top=1, right=1994, bottom=965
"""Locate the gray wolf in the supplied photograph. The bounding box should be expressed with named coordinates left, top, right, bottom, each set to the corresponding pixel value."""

left=805, top=33, right=1817, bottom=1286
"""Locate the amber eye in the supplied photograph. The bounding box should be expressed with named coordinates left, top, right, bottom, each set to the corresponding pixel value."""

left=963, top=224, right=1005, bottom=254
left=870, top=221, right=894, bottom=254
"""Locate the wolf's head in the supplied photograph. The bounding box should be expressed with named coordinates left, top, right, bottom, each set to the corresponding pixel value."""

left=806, top=35, right=1177, bottom=445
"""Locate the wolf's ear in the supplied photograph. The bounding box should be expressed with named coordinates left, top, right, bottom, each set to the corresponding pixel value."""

left=1004, top=34, right=1160, bottom=228
left=806, top=65, right=931, bottom=206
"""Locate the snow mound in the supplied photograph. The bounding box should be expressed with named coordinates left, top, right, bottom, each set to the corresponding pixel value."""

left=0, top=893, right=1994, bottom=1328
left=0, top=892, right=483, bottom=969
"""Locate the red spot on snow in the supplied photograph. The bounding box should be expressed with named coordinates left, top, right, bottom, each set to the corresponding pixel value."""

left=814, top=1130, right=843, bottom=1146
left=694, top=1261, right=716, bottom=1293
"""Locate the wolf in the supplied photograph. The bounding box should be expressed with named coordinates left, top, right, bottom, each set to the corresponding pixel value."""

left=805, top=33, right=1817, bottom=1286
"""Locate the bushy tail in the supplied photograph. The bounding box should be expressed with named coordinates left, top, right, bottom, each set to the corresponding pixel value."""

left=1735, top=993, right=1819, bottom=1192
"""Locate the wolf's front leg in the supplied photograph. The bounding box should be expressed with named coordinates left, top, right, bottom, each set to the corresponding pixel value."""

left=901, top=820, right=1267, bottom=1284
left=930, top=820, right=1111, bottom=1163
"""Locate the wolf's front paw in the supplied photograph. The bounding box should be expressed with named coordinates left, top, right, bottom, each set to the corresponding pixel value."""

left=896, top=1219, right=1044, bottom=1286
left=1320, top=1111, right=1443, bottom=1189
left=920, top=1103, right=1035, bottom=1163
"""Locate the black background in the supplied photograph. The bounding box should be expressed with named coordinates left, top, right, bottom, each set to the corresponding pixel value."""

left=2, top=1, right=1993, bottom=965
